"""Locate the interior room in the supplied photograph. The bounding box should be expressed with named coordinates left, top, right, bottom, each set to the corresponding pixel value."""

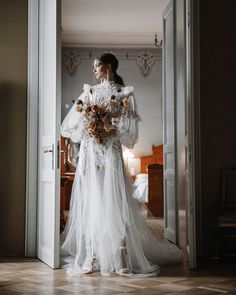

left=59, top=0, right=186, bottom=250
left=2, top=0, right=236, bottom=293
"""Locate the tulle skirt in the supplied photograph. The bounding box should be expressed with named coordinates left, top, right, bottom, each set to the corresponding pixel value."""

left=60, top=136, right=183, bottom=277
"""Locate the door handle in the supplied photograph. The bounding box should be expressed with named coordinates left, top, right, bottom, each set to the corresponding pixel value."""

left=43, top=149, right=53, bottom=153
left=43, top=144, right=54, bottom=170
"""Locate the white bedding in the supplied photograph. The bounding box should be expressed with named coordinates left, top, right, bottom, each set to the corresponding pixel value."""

left=133, top=173, right=149, bottom=203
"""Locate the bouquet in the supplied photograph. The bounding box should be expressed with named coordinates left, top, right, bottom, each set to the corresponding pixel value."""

left=75, top=95, right=129, bottom=143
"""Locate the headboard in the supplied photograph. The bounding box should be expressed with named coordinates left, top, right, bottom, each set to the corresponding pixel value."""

left=140, top=144, right=163, bottom=173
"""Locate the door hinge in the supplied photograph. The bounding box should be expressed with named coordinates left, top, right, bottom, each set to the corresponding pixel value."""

left=189, top=143, right=192, bottom=153
left=188, top=11, right=191, bottom=27
left=57, top=140, right=60, bottom=169
left=189, top=143, right=192, bottom=162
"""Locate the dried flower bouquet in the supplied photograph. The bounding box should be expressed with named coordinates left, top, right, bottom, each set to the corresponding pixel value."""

left=75, top=95, right=129, bottom=143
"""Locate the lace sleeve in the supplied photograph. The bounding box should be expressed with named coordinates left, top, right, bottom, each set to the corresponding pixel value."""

left=118, top=92, right=139, bottom=148
left=60, top=91, right=87, bottom=143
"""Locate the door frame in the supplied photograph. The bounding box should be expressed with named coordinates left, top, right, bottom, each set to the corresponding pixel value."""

left=25, top=0, right=201, bottom=262
left=162, top=0, right=179, bottom=244
left=25, top=0, right=39, bottom=256
left=184, top=0, right=199, bottom=268
left=187, top=0, right=202, bottom=260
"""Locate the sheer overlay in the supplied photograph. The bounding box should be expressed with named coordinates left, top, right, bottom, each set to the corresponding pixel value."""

left=60, top=81, right=183, bottom=277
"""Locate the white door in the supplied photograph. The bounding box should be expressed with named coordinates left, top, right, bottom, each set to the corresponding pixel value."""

left=185, top=0, right=197, bottom=269
left=37, top=0, right=61, bottom=268
left=163, top=0, right=178, bottom=243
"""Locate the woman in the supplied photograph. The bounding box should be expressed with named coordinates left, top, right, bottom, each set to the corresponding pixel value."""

left=60, top=53, right=182, bottom=277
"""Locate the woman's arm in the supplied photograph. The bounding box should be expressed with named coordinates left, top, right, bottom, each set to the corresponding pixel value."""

left=60, top=92, right=87, bottom=143
left=118, top=93, right=140, bottom=148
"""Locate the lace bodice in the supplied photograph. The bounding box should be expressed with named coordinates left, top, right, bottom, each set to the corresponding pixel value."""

left=90, top=81, right=123, bottom=104
left=83, top=81, right=130, bottom=106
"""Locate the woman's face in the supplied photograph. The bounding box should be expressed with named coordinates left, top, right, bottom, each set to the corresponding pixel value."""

left=93, top=59, right=108, bottom=80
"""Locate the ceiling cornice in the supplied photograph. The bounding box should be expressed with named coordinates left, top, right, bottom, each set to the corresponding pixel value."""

left=61, top=31, right=163, bottom=48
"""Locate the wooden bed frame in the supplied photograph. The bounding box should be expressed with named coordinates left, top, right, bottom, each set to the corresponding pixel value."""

left=140, top=144, right=163, bottom=173
left=140, top=145, right=163, bottom=217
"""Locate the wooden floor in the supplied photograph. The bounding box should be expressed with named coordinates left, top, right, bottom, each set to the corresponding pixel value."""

left=1, top=214, right=236, bottom=294
left=0, top=258, right=236, bottom=294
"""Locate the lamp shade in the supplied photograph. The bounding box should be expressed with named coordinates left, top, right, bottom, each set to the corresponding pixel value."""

left=123, top=149, right=135, bottom=159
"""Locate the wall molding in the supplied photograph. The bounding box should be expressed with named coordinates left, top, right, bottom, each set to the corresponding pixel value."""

left=62, top=47, right=162, bottom=77
left=61, top=31, right=163, bottom=48
left=63, top=49, right=80, bottom=75
left=137, top=51, right=156, bottom=77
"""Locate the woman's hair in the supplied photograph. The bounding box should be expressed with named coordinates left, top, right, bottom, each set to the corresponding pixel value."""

left=97, top=53, right=125, bottom=86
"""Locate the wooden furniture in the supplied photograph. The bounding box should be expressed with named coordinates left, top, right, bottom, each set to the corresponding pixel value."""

left=131, top=175, right=136, bottom=182
left=140, top=145, right=163, bottom=217
left=216, top=168, right=236, bottom=258
left=140, top=145, right=163, bottom=173
left=60, top=136, right=77, bottom=231
left=148, top=163, right=163, bottom=217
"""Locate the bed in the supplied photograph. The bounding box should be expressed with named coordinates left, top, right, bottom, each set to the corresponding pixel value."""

left=133, top=173, right=149, bottom=203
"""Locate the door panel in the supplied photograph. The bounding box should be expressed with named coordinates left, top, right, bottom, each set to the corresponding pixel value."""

left=37, top=0, right=61, bottom=268
left=163, top=0, right=178, bottom=243
left=185, top=0, right=197, bottom=269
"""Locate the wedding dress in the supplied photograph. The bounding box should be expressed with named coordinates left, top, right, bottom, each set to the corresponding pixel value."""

left=60, top=80, right=183, bottom=277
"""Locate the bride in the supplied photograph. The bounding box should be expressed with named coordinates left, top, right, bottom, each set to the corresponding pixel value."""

left=60, top=53, right=182, bottom=277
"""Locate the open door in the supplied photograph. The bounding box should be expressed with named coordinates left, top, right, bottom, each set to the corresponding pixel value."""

left=185, top=0, right=197, bottom=269
left=37, top=0, right=61, bottom=268
left=163, top=0, right=178, bottom=244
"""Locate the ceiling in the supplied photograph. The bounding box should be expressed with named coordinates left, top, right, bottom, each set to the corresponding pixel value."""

left=61, top=0, right=169, bottom=47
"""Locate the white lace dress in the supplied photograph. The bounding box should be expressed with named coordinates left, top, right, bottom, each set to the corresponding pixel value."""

left=60, top=81, right=182, bottom=277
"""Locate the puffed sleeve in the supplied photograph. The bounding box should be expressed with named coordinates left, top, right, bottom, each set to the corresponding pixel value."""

left=60, top=84, right=91, bottom=143
left=118, top=86, right=139, bottom=148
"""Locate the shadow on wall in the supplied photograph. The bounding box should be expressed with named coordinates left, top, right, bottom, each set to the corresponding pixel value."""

left=0, top=82, right=27, bottom=256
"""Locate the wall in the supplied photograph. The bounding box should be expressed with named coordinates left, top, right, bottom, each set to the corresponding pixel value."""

left=0, top=0, right=28, bottom=256
left=199, top=0, right=236, bottom=256
left=62, top=48, right=163, bottom=174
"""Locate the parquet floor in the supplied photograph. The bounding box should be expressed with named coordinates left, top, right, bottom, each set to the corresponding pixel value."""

left=1, top=215, right=236, bottom=294
left=0, top=257, right=236, bottom=294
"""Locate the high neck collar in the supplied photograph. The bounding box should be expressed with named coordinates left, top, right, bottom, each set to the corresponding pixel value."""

left=101, top=79, right=116, bottom=85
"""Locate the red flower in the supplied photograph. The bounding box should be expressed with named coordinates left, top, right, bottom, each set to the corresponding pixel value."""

left=91, top=105, right=99, bottom=113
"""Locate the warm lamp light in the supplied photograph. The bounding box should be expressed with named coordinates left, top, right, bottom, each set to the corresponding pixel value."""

left=123, top=149, right=135, bottom=168
left=123, top=149, right=135, bottom=159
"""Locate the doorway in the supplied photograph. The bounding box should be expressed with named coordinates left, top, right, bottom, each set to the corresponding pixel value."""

left=26, top=0, right=197, bottom=270
left=60, top=0, right=170, bottom=244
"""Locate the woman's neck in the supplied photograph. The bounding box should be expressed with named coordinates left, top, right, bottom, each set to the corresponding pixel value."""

left=101, top=70, right=115, bottom=83
left=101, top=78, right=115, bottom=83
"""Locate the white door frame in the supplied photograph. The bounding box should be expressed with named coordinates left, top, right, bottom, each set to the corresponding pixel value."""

left=25, top=0, right=201, bottom=262
left=25, top=0, right=39, bottom=256
left=163, top=0, right=179, bottom=244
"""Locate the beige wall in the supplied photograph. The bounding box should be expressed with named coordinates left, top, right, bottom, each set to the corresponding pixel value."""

left=0, top=0, right=28, bottom=256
